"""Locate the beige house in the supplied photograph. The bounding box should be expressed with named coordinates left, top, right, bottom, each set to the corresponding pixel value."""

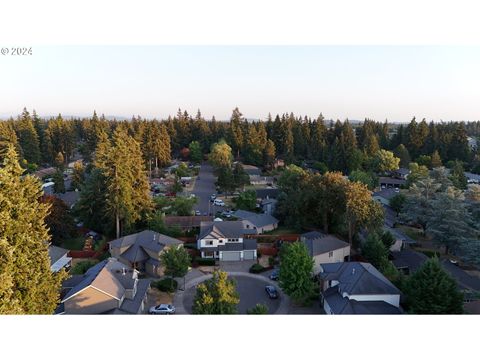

left=301, top=231, right=350, bottom=274
left=58, top=258, right=150, bottom=315
left=232, top=210, right=279, bottom=234
left=109, top=230, right=183, bottom=277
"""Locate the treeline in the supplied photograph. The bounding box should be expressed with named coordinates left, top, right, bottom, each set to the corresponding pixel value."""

left=1, top=108, right=480, bottom=175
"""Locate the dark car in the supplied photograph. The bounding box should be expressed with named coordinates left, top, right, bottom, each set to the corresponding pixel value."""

left=265, top=285, right=278, bottom=299
left=269, top=269, right=279, bottom=281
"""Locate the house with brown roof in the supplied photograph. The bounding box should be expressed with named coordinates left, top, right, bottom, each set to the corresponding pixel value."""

left=109, top=230, right=183, bottom=277
left=57, top=258, right=150, bottom=314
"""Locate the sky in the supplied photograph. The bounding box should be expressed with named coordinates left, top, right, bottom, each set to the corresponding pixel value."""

left=1, top=46, right=479, bottom=122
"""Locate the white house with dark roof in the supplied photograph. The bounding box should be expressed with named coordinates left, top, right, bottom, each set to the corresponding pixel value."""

left=301, top=231, right=350, bottom=273
left=318, top=262, right=402, bottom=314
left=232, top=210, right=279, bottom=233
left=108, top=230, right=183, bottom=277
left=57, top=258, right=150, bottom=315
left=197, top=220, right=257, bottom=261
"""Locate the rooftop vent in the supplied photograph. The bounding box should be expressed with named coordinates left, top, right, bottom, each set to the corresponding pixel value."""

left=351, top=268, right=355, bottom=275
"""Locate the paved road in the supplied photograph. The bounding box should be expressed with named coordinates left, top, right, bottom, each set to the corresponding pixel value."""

left=192, top=163, right=229, bottom=216
left=174, top=272, right=289, bottom=314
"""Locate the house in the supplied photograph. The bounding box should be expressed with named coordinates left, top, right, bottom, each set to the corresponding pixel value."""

left=390, top=249, right=428, bottom=275
left=57, top=258, right=150, bottom=314
left=197, top=220, right=257, bottom=261
left=393, top=168, right=410, bottom=180
left=301, top=231, right=350, bottom=273
left=372, top=188, right=398, bottom=207
left=232, top=210, right=279, bottom=233
left=109, top=230, right=183, bottom=277
left=48, top=245, right=72, bottom=273
left=260, top=197, right=277, bottom=215
left=164, top=215, right=214, bottom=231
left=255, top=188, right=280, bottom=200
left=249, top=175, right=274, bottom=186
left=241, top=164, right=262, bottom=177
left=379, top=177, right=405, bottom=189
left=465, top=172, right=480, bottom=184
left=318, top=262, right=402, bottom=314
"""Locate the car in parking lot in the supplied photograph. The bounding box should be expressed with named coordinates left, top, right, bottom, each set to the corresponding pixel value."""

left=213, top=199, right=225, bottom=206
left=149, top=304, right=176, bottom=314
left=265, top=285, right=278, bottom=299
left=269, top=269, right=279, bottom=281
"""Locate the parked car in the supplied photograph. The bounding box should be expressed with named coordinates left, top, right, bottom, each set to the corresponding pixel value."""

left=149, top=304, right=176, bottom=315
left=265, top=285, right=278, bottom=299
left=213, top=199, right=225, bottom=206
left=210, top=194, right=217, bottom=201
left=195, top=210, right=201, bottom=216
left=269, top=269, right=279, bottom=281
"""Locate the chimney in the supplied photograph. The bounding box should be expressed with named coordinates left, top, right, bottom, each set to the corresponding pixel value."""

left=122, top=267, right=126, bottom=275
left=351, top=268, right=355, bottom=275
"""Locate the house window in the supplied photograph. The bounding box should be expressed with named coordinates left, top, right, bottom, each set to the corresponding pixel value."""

left=328, top=251, right=333, bottom=258
left=219, top=240, right=223, bottom=244
left=207, top=240, right=214, bottom=245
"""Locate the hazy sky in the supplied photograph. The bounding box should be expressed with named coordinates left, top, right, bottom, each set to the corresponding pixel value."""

left=1, top=46, right=479, bottom=122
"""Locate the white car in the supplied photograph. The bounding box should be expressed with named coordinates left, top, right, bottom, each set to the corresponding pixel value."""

left=213, top=199, right=225, bottom=206
left=149, top=304, right=176, bottom=315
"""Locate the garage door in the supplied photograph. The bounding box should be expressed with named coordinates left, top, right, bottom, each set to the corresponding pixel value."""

left=221, top=251, right=241, bottom=261
left=243, top=250, right=256, bottom=260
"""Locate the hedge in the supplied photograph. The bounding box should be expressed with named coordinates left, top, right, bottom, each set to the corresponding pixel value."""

left=153, top=278, right=178, bottom=292
left=249, top=263, right=268, bottom=274
left=195, top=257, right=216, bottom=266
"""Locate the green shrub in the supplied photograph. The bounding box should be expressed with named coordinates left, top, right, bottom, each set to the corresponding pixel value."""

left=71, top=260, right=97, bottom=275
left=268, top=256, right=275, bottom=267
left=153, top=278, right=178, bottom=292
left=249, top=263, right=267, bottom=274
left=195, top=257, right=216, bottom=266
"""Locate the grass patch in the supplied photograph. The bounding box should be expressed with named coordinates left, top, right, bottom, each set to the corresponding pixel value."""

left=397, top=225, right=428, bottom=242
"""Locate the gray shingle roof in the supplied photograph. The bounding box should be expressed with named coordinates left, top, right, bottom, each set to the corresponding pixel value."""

left=391, top=249, right=428, bottom=273
left=233, top=210, right=279, bottom=228
left=199, top=238, right=257, bottom=252
left=119, top=279, right=150, bottom=314
left=255, top=188, right=280, bottom=199
left=48, top=245, right=70, bottom=265
left=198, top=220, right=256, bottom=240
left=324, top=287, right=402, bottom=314
left=320, top=262, right=401, bottom=296
left=62, top=260, right=108, bottom=301
left=301, top=231, right=349, bottom=256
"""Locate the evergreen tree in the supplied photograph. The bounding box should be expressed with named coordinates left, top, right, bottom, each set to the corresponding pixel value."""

left=229, top=107, right=244, bottom=158
left=41, top=195, right=76, bottom=246
left=71, top=160, right=85, bottom=190
left=0, top=145, right=65, bottom=314
left=405, top=257, right=463, bottom=314
left=15, top=108, right=41, bottom=165
left=263, top=139, right=276, bottom=170
left=393, top=144, right=411, bottom=168
left=362, top=233, right=389, bottom=269
left=188, top=141, right=202, bottom=163
left=450, top=160, right=467, bottom=190
left=52, top=169, right=66, bottom=193
left=430, top=150, right=442, bottom=168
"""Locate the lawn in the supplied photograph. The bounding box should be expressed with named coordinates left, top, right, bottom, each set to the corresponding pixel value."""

left=397, top=225, right=429, bottom=243
left=62, top=235, right=85, bottom=250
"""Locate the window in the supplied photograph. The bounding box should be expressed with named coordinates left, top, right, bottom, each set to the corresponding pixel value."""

left=207, top=240, right=214, bottom=245
left=219, top=240, right=223, bottom=244
left=328, top=251, right=333, bottom=258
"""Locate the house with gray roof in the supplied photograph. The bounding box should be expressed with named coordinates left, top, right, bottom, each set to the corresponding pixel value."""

left=232, top=210, right=279, bottom=233
left=318, top=262, right=402, bottom=314
left=109, top=230, right=183, bottom=277
left=48, top=245, right=72, bottom=273
left=57, top=258, right=150, bottom=314
left=197, top=220, right=257, bottom=261
left=301, top=231, right=350, bottom=273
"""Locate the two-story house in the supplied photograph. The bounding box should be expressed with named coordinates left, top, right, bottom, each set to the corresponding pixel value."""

left=108, top=230, right=183, bottom=277
left=300, top=231, right=350, bottom=273
left=197, top=220, right=257, bottom=261
left=318, top=262, right=402, bottom=314
left=57, top=258, right=150, bottom=314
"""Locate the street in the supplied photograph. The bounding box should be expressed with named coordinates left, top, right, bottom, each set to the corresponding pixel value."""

left=192, top=163, right=218, bottom=215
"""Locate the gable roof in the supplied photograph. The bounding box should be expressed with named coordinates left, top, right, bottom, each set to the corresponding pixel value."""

left=320, top=262, right=401, bottom=296
left=255, top=188, right=280, bottom=199
left=164, top=215, right=214, bottom=229
left=232, top=210, right=279, bottom=228
left=109, top=230, right=182, bottom=260
left=48, top=245, right=70, bottom=265
left=301, top=231, right=349, bottom=256
left=391, top=249, right=428, bottom=273
left=198, top=220, right=257, bottom=240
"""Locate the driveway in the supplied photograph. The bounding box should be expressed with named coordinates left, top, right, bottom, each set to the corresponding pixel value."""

left=174, top=272, right=289, bottom=314
left=220, top=260, right=256, bottom=272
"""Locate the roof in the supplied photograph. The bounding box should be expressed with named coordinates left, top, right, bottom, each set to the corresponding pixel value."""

left=61, top=258, right=138, bottom=303
left=394, top=168, right=410, bottom=175
left=241, top=164, right=262, bottom=176
left=232, top=210, right=279, bottom=228
left=373, top=188, right=398, bottom=201
left=198, top=220, right=257, bottom=240
left=320, top=262, right=401, bottom=296
left=164, top=215, right=214, bottom=229
left=323, top=287, right=402, bottom=314
left=441, top=259, right=480, bottom=292
left=119, top=279, right=150, bottom=314
left=261, top=198, right=277, bottom=206
left=301, top=231, right=350, bottom=256
left=199, top=237, right=257, bottom=252
left=379, top=177, right=406, bottom=185
left=391, top=249, right=428, bottom=273
left=255, top=188, right=280, bottom=199
left=109, top=230, right=182, bottom=263
left=48, top=245, right=70, bottom=265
